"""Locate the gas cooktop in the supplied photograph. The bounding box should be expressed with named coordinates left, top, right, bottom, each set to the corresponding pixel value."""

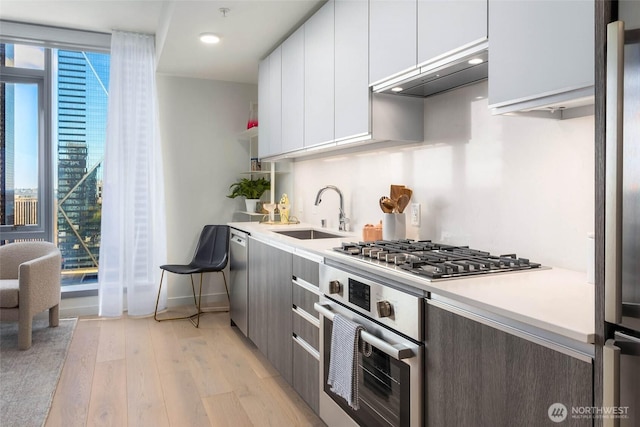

left=332, top=240, right=542, bottom=280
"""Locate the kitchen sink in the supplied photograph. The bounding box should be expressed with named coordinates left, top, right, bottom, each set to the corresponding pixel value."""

left=273, top=229, right=343, bottom=240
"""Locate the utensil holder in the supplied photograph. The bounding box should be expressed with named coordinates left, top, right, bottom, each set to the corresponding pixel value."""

left=383, top=213, right=406, bottom=240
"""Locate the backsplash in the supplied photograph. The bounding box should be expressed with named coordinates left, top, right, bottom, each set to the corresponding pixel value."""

left=292, top=81, right=595, bottom=272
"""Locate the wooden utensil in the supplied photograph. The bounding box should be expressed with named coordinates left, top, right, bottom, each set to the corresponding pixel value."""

left=380, top=196, right=393, bottom=213
left=400, top=187, right=413, bottom=201
left=380, top=197, right=396, bottom=213
left=396, top=194, right=410, bottom=213
left=390, top=185, right=405, bottom=202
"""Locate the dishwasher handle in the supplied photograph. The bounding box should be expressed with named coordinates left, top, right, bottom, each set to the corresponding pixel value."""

left=230, top=230, right=247, bottom=247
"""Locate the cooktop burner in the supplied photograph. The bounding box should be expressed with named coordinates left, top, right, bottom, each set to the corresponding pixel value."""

left=333, top=239, right=542, bottom=280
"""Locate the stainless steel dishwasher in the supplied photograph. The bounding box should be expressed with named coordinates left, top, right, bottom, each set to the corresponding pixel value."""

left=229, top=228, right=248, bottom=336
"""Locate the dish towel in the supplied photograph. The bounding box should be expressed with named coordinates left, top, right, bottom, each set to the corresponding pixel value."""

left=327, top=313, right=372, bottom=410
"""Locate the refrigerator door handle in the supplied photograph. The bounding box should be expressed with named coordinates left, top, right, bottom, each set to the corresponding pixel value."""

left=605, top=21, right=625, bottom=325
left=603, top=339, right=621, bottom=427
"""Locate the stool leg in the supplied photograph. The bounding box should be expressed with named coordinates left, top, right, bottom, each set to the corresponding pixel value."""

left=189, top=274, right=197, bottom=306
left=154, top=270, right=165, bottom=322
left=190, top=272, right=204, bottom=328
left=221, top=271, right=230, bottom=305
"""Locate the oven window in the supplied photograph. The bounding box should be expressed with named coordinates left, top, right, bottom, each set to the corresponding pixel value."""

left=323, top=319, right=411, bottom=427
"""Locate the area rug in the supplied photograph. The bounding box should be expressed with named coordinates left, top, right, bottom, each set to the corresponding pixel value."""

left=0, top=317, right=77, bottom=427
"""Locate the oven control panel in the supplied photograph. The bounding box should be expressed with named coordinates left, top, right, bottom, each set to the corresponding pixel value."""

left=348, top=278, right=370, bottom=311
left=319, top=263, right=423, bottom=341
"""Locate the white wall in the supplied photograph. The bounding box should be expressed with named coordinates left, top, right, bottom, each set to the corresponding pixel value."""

left=157, top=75, right=258, bottom=308
left=293, top=81, right=594, bottom=272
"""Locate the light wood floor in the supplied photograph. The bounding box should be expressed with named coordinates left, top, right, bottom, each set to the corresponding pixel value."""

left=45, top=310, right=326, bottom=427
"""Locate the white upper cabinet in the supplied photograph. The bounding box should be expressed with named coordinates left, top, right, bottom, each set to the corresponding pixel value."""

left=369, top=0, right=417, bottom=86
left=417, top=0, right=487, bottom=66
left=335, top=0, right=370, bottom=142
left=304, top=0, right=335, bottom=148
left=281, top=27, right=305, bottom=153
left=258, top=57, right=270, bottom=159
left=488, top=0, right=594, bottom=114
left=268, top=46, right=282, bottom=155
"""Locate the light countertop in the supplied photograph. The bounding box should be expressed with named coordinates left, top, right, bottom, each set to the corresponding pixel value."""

left=228, top=221, right=595, bottom=345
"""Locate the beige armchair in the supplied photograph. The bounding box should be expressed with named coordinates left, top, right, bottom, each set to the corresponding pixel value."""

left=0, top=242, right=62, bottom=350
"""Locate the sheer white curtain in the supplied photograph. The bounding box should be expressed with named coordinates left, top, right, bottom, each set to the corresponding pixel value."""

left=98, top=31, right=167, bottom=317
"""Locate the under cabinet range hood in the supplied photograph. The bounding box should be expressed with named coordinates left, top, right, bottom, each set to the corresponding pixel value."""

left=372, top=47, right=488, bottom=98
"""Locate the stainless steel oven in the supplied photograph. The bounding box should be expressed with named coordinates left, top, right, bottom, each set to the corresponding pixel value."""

left=315, top=264, right=424, bottom=427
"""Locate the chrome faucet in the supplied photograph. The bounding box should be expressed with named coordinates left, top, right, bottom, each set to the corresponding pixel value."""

left=314, top=185, right=349, bottom=231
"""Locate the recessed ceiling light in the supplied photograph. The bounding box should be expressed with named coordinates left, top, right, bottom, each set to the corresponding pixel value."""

left=468, top=58, right=483, bottom=65
left=200, top=33, right=221, bottom=44
left=391, top=87, right=403, bottom=92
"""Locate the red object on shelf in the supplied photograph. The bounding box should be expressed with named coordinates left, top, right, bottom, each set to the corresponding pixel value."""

left=247, top=102, right=258, bottom=129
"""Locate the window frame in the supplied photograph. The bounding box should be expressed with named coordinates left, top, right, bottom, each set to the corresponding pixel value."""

left=1, top=23, right=111, bottom=293
left=0, top=52, right=54, bottom=242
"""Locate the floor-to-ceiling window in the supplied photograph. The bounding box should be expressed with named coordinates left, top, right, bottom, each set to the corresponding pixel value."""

left=0, top=27, right=110, bottom=289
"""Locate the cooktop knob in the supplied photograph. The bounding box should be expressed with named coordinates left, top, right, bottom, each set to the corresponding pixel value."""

left=376, top=300, right=393, bottom=318
left=328, top=280, right=342, bottom=294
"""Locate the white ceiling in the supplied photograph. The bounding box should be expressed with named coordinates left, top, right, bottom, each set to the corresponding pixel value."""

left=0, top=0, right=324, bottom=84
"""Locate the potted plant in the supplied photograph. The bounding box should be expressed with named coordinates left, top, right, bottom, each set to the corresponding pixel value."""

left=227, top=177, right=271, bottom=212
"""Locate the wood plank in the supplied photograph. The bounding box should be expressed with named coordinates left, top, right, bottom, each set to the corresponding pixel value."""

left=96, top=318, right=126, bottom=363
left=201, top=392, right=253, bottom=427
left=262, top=375, right=324, bottom=426
left=234, top=382, right=294, bottom=427
left=87, top=359, right=127, bottom=426
left=125, top=317, right=170, bottom=427
left=148, top=316, right=190, bottom=375
left=182, top=334, right=234, bottom=398
left=159, top=370, right=211, bottom=427
left=46, top=323, right=100, bottom=427
left=221, top=325, right=279, bottom=379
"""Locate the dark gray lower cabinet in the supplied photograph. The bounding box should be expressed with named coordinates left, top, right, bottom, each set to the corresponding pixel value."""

left=291, top=254, right=321, bottom=414
left=248, top=237, right=292, bottom=384
left=426, top=302, right=593, bottom=427
left=293, top=337, right=320, bottom=414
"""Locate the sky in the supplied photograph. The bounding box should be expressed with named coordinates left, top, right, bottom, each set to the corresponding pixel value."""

left=11, top=44, right=44, bottom=189
left=8, top=45, right=110, bottom=189
left=14, top=83, right=39, bottom=188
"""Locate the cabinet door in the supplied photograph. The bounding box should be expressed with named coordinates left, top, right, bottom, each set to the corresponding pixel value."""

left=417, top=0, right=487, bottom=66
left=488, top=0, right=594, bottom=109
left=258, top=58, right=270, bottom=158
left=248, top=238, right=293, bottom=383
left=369, top=0, right=417, bottom=85
left=266, top=243, right=293, bottom=384
left=248, top=237, right=269, bottom=353
left=281, top=27, right=305, bottom=153
left=268, top=46, right=282, bottom=155
left=426, top=303, right=593, bottom=426
left=304, top=0, right=335, bottom=148
left=335, top=0, right=370, bottom=141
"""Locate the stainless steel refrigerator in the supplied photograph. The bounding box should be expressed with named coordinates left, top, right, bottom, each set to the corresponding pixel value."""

left=604, top=2, right=640, bottom=426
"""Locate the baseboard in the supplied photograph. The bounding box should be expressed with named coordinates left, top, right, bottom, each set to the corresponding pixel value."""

left=58, top=291, right=230, bottom=318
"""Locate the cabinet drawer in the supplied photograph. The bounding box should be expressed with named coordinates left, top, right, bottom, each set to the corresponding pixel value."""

left=292, top=279, right=320, bottom=318
left=292, top=308, right=319, bottom=351
left=293, top=337, right=320, bottom=414
left=292, top=255, right=319, bottom=286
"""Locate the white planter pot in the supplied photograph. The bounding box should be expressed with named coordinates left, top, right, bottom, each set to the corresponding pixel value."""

left=245, top=199, right=260, bottom=213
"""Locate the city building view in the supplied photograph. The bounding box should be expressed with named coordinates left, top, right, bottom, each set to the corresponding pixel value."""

left=0, top=43, right=109, bottom=286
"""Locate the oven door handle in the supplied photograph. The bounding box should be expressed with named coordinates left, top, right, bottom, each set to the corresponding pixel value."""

left=314, top=303, right=416, bottom=361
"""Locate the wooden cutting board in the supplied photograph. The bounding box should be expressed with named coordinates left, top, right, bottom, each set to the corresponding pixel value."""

left=390, top=185, right=405, bottom=202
